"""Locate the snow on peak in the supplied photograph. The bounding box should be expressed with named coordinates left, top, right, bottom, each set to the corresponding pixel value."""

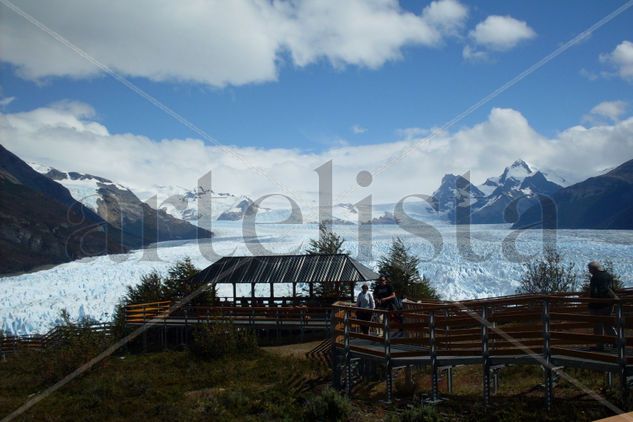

left=499, top=159, right=534, bottom=183
left=29, top=163, right=131, bottom=211
left=27, top=162, right=51, bottom=174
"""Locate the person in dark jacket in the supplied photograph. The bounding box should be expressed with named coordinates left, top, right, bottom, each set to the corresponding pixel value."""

left=587, top=261, right=617, bottom=347
left=374, top=276, right=396, bottom=310
left=373, top=276, right=403, bottom=332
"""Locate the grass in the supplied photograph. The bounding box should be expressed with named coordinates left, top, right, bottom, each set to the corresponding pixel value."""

left=0, top=344, right=626, bottom=421
left=0, top=348, right=329, bottom=421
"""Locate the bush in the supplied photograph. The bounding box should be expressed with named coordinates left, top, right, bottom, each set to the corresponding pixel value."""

left=8, top=310, right=112, bottom=387
left=111, top=258, right=217, bottom=339
left=303, top=387, right=351, bottom=422
left=516, top=247, right=577, bottom=294
left=386, top=405, right=442, bottom=422
left=189, top=321, right=257, bottom=360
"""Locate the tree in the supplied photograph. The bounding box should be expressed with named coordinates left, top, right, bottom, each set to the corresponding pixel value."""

left=124, top=270, right=164, bottom=304
left=111, top=258, right=215, bottom=337
left=516, top=247, right=577, bottom=294
left=580, top=259, right=625, bottom=293
left=162, top=257, right=215, bottom=305
left=307, top=223, right=348, bottom=299
left=377, top=237, right=439, bottom=300
left=306, top=223, right=347, bottom=255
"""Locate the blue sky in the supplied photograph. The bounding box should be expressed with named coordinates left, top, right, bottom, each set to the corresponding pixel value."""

left=1, top=0, right=632, bottom=200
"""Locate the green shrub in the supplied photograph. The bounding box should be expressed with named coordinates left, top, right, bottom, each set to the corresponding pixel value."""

left=4, top=311, right=112, bottom=388
left=189, top=321, right=257, bottom=360
left=516, top=247, right=577, bottom=294
left=386, top=405, right=442, bottom=422
left=110, top=258, right=217, bottom=339
left=303, top=387, right=351, bottom=422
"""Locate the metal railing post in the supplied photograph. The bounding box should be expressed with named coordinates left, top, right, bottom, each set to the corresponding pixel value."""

left=344, top=309, right=352, bottom=397
left=616, top=301, right=628, bottom=408
left=384, top=311, right=392, bottom=403
left=276, top=308, right=281, bottom=343
left=332, top=309, right=341, bottom=389
left=430, top=310, right=438, bottom=402
left=482, top=306, right=490, bottom=407
left=300, top=308, right=305, bottom=342
left=543, top=299, right=553, bottom=411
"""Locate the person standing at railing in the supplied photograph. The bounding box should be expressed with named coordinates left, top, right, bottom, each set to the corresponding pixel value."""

left=587, top=261, right=617, bottom=348
left=356, top=284, right=375, bottom=334
left=374, top=276, right=404, bottom=333
left=374, top=276, right=396, bottom=310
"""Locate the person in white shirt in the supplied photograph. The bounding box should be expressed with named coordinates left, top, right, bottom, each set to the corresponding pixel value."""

left=356, top=284, right=375, bottom=334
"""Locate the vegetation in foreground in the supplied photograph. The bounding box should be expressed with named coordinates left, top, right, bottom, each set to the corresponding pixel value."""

left=0, top=334, right=624, bottom=422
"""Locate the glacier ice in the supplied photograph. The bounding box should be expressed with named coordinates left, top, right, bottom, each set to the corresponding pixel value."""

left=1, top=221, right=632, bottom=335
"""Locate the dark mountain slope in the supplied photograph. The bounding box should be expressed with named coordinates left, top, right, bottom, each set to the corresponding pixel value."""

left=513, top=158, right=633, bottom=229
left=0, top=173, right=126, bottom=274
left=41, top=168, right=213, bottom=245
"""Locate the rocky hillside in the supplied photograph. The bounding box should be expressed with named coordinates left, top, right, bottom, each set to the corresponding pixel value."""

left=513, top=158, right=633, bottom=229
left=34, top=166, right=213, bottom=246
left=431, top=160, right=565, bottom=224
left=0, top=145, right=126, bottom=274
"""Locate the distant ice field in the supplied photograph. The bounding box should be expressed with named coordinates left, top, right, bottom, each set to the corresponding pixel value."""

left=2, top=222, right=632, bottom=335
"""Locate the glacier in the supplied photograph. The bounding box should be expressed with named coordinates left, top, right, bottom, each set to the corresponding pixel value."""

left=1, top=221, right=632, bottom=335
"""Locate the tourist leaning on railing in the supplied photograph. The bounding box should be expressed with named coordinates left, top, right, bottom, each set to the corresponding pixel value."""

left=587, top=260, right=618, bottom=349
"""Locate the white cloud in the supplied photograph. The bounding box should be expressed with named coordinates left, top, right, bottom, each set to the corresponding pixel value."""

left=462, top=45, right=489, bottom=62
left=2, top=102, right=633, bottom=205
left=583, top=100, right=628, bottom=124
left=351, top=125, right=367, bottom=134
left=421, top=0, right=468, bottom=37
left=469, top=15, right=536, bottom=51
left=464, top=15, right=535, bottom=61
left=0, top=0, right=468, bottom=87
left=0, top=96, right=15, bottom=108
left=600, top=40, right=633, bottom=82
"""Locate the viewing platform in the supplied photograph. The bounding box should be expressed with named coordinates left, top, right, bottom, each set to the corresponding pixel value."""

left=331, top=291, right=633, bottom=408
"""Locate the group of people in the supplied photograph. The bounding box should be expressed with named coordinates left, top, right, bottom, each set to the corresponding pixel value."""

left=354, top=261, right=619, bottom=338
left=355, top=275, right=397, bottom=334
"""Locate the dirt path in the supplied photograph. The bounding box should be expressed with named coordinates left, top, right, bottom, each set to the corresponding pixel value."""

left=261, top=340, right=322, bottom=359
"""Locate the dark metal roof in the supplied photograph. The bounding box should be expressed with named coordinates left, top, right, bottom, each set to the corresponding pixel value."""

left=193, top=254, right=379, bottom=285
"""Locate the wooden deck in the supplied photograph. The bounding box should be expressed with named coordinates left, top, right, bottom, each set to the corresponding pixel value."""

left=125, top=302, right=333, bottom=329
left=0, top=324, right=111, bottom=355
left=123, top=301, right=334, bottom=347
left=331, top=292, right=633, bottom=408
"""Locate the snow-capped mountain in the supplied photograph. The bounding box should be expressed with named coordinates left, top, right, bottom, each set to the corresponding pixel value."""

left=1, top=146, right=126, bottom=274
left=139, top=185, right=269, bottom=224
left=431, top=174, right=486, bottom=223
left=144, top=185, right=407, bottom=226
left=431, top=160, right=565, bottom=224
left=514, top=157, right=633, bottom=230
left=32, top=165, right=212, bottom=246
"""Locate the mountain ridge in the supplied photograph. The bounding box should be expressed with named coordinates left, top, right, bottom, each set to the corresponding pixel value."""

left=513, top=158, right=633, bottom=230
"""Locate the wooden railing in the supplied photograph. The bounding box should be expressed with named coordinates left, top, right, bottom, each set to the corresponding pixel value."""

left=124, top=301, right=334, bottom=329
left=125, top=301, right=172, bottom=323
left=0, top=323, right=112, bottom=355
left=332, top=291, right=633, bottom=405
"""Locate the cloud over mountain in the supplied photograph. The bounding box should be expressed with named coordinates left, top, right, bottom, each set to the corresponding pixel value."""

left=2, top=102, right=632, bottom=207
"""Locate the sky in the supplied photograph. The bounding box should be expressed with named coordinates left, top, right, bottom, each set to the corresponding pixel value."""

left=1, top=0, right=633, bottom=205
